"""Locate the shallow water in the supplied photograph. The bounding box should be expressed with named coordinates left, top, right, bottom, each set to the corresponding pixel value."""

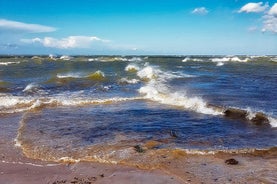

left=0, top=55, right=276, bottom=164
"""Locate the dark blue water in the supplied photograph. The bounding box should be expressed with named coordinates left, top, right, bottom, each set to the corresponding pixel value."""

left=0, top=55, right=276, bottom=163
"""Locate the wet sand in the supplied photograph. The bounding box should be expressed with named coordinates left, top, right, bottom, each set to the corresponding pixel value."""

left=1, top=114, right=277, bottom=184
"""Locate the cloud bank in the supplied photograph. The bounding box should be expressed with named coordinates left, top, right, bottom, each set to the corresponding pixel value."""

left=192, top=7, right=209, bottom=15
left=0, top=19, right=56, bottom=33
left=238, top=2, right=269, bottom=13
left=21, top=36, right=109, bottom=49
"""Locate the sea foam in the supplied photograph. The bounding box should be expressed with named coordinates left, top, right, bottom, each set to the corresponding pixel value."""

left=137, top=65, right=222, bottom=115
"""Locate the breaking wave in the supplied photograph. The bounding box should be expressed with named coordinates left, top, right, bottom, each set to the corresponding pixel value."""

left=211, top=56, right=249, bottom=63
left=136, top=65, right=222, bottom=115
left=0, top=61, right=21, bottom=66
left=119, top=78, right=140, bottom=84
left=182, top=57, right=203, bottom=62
left=0, top=94, right=142, bottom=114
left=56, top=70, right=105, bottom=80
left=23, top=83, right=39, bottom=92
left=136, top=64, right=277, bottom=125
left=88, top=57, right=143, bottom=62
left=125, top=64, right=140, bottom=72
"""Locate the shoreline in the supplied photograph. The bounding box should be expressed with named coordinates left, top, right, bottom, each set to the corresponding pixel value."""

left=1, top=139, right=277, bottom=184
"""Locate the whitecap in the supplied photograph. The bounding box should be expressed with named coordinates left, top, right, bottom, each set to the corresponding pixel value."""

left=125, top=64, right=140, bottom=72
left=56, top=73, right=83, bottom=79
left=0, top=61, right=21, bottom=66
left=119, top=78, right=140, bottom=84
left=137, top=65, right=223, bottom=115
left=23, top=83, right=39, bottom=92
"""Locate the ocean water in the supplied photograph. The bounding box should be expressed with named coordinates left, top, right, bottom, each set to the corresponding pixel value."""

left=0, top=55, right=277, bottom=165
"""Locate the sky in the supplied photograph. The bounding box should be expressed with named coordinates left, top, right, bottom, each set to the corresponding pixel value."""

left=0, top=0, right=276, bottom=55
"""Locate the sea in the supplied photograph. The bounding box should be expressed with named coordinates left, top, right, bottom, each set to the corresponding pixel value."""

left=0, top=55, right=276, bottom=167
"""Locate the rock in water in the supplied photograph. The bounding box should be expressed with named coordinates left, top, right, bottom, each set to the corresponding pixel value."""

left=250, top=112, right=269, bottom=125
left=224, top=108, right=248, bottom=120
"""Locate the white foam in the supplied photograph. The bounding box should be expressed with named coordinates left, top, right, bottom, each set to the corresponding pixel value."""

left=88, top=58, right=95, bottom=61
left=182, top=58, right=203, bottom=62
left=137, top=66, right=156, bottom=80
left=125, top=64, right=140, bottom=72
left=271, top=57, right=277, bottom=62
left=0, top=61, right=20, bottom=66
left=139, top=85, right=222, bottom=115
left=23, top=83, right=39, bottom=92
left=0, top=93, right=143, bottom=114
left=128, top=57, right=142, bottom=62
left=1, top=160, right=60, bottom=167
left=211, top=56, right=249, bottom=63
left=56, top=72, right=83, bottom=79
left=119, top=78, right=139, bottom=84
left=268, top=117, right=277, bottom=127
left=137, top=65, right=222, bottom=115
left=60, top=55, right=72, bottom=60
left=216, top=62, right=224, bottom=66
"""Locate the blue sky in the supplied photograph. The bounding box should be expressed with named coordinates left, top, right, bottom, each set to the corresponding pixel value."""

left=0, top=0, right=276, bottom=55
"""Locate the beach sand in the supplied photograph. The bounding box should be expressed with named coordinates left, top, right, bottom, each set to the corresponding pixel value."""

left=1, top=114, right=277, bottom=184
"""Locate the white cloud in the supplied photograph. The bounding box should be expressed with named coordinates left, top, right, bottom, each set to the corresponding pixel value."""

left=262, top=14, right=277, bottom=33
left=268, top=3, right=277, bottom=17
left=192, top=7, right=209, bottom=15
left=0, top=19, right=56, bottom=33
left=261, top=3, right=277, bottom=33
left=238, top=2, right=269, bottom=13
left=21, top=36, right=109, bottom=49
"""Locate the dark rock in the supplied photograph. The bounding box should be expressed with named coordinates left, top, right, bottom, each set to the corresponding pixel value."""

left=134, top=145, right=145, bottom=153
left=250, top=112, right=269, bottom=125
left=224, top=108, right=247, bottom=120
left=100, top=174, right=104, bottom=178
left=225, top=158, right=239, bottom=165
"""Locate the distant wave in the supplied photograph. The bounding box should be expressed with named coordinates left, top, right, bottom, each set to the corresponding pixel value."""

left=182, top=57, right=204, bottom=62
left=88, top=57, right=143, bottom=62
left=56, top=70, right=105, bottom=80
left=211, top=56, right=249, bottom=64
left=0, top=61, right=21, bottom=66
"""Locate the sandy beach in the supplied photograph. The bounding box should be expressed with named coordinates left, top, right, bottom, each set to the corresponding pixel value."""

left=1, top=116, right=277, bottom=184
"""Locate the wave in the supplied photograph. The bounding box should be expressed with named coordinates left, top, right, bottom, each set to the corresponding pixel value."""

left=56, top=70, right=105, bottom=81
left=0, top=61, right=21, bottom=66
left=0, top=94, right=142, bottom=114
left=56, top=73, right=83, bottom=79
left=136, top=65, right=277, bottom=125
left=211, top=56, right=250, bottom=63
left=87, top=70, right=105, bottom=81
left=271, top=57, right=277, bottom=62
left=136, top=65, right=221, bottom=115
left=182, top=57, right=203, bottom=62
left=23, top=83, right=39, bottom=92
left=88, top=57, right=143, bottom=62
left=125, top=64, right=140, bottom=72
left=118, top=78, right=140, bottom=84
left=59, top=55, right=73, bottom=60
